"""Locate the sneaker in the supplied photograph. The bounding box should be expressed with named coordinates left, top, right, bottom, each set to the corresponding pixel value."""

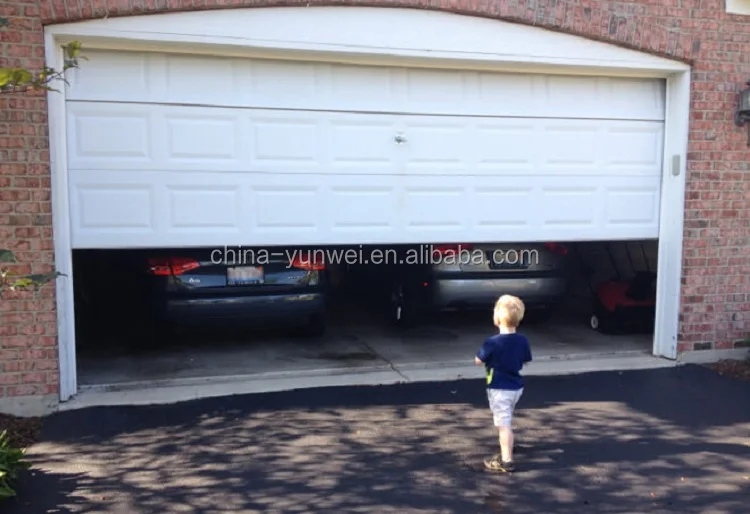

left=483, top=454, right=515, bottom=473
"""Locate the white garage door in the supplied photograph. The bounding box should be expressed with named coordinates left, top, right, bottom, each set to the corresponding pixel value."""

left=66, top=50, right=665, bottom=249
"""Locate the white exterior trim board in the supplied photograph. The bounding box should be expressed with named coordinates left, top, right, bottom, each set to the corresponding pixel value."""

left=726, top=0, right=750, bottom=16
left=45, top=7, right=691, bottom=403
left=45, top=7, right=690, bottom=76
left=46, top=32, right=77, bottom=402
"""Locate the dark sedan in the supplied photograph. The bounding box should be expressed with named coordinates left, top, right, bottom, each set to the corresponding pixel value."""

left=144, top=247, right=328, bottom=337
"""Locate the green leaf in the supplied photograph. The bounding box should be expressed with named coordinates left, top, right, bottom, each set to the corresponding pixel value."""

left=9, top=278, right=33, bottom=289
left=0, top=249, right=17, bottom=263
left=0, top=486, right=17, bottom=499
left=16, top=69, right=33, bottom=83
left=0, top=69, right=13, bottom=88
left=0, top=427, right=27, bottom=501
left=10, top=68, right=33, bottom=85
left=64, top=41, right=82, bottom=60
left=0, top=68, right=34, bottom=89
left=26, top=272, right=63, bottom=284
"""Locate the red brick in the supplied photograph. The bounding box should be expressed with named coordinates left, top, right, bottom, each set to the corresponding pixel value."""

left=0, top=373, right=21, bottom=386
left=1, top=335, right=34, bottom=348
left=18, top=349, right=50, bottom=360
left=34, top=360, right=58, bottom=371
left=6, top=384, right=46, bottom=397
left=20, top=372, right=48, bottom=384
left=0, top=325, right=19, bottom=336
left=20, top=323, right=45, bottom=336
left=39, top=336, right=58, bottom=347
left=0, top=350, right=19, bottom=361
left=4, top=361, right=36, bottom=373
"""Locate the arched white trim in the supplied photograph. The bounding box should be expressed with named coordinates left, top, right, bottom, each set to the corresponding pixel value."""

left=46, top=7, right=688, bottom=76
left=45, top=6, right=691, bottom=403
left=726, top=0, right=750, bottom=15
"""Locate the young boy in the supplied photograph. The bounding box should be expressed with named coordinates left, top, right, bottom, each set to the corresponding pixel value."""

left=474, top=294, right=532, bottom=473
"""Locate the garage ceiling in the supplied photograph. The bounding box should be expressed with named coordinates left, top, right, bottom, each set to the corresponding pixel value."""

left=66, top=50, right=666, bottom=249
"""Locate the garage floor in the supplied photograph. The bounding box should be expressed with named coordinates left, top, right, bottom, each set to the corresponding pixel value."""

left=76, top=302, right=653, bottom=389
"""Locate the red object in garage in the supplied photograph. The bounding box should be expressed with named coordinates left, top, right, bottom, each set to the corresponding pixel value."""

left=576, top=242, right=657, bottom=334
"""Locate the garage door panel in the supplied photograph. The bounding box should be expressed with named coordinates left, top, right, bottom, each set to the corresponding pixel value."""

left=66, top=50, right=665, bottom=249
left=330, top=120, right=398, bottom=169
left=542, top=125, right=599, bottom=168
left=252, top=118, right=321, bottom=166
left=405, top=68, right=467, bottom=106
left=402, top=184, right=465, bottom=230
left=165, top=54, right=243, bottom=103
left=474, top=122, right=536, bottom=170
left=605, top=187, right=660, bottom=227
left=69, top=168, right=659, bottom=248
left=329, top=185, right=398, bottom=233
left=168, top=185, right=242, bottom=231
left=68, top=50, right=665, bottom=121
left=73, top=184, right=155, bottom=232
left=165, top=114, right=242, bottom=163
left=253, top=185, right=321, bottom=233
left=68, top=105, right=154, bottom=163
left=67, top=102, right=663, bottom=178
left=246, top=59, right=320, bottom=99
left=401, top=121, right=466, bottom=171
left=604, top=124, right=663, bottom=170
left=541, top=186, right=601, bottom=227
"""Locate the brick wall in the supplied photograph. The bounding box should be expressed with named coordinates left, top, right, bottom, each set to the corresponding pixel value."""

left=0, top=0, right=59, bottom=408
left=1, top=0, right=749, bottom=409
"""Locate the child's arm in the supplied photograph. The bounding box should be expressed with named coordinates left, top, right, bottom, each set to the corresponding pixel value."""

left=523, top=340, right=533, bottom=364
left=474, top=338, right=493, bottom=365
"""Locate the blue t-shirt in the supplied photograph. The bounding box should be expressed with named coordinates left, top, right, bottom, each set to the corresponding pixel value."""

left=476, top=333, right=532, bottom=390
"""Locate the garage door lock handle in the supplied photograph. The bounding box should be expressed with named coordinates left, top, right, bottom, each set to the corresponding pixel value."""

left=394, top=134, right=407, bottom=144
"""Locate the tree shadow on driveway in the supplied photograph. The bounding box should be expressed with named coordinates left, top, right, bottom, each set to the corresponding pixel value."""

left=5, top=469, right=88, bottom=513
left=5, top=365, right=749, bottom=513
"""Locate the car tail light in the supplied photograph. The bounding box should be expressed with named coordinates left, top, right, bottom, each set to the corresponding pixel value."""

left=147, top=257, right=200, bottom=276
left=289, top=253, right=325, bottom=271
left=544, top=243, right=568, bottom=255
left=432, top=243, right=474, bottom=257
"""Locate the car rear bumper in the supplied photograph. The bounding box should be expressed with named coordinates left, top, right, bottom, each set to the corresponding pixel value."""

left=159, top=292, right=326, bottom=327
left=431, top=273, right=568, bottom=310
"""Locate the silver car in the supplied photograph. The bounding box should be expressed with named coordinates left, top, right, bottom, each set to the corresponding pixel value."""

left=390, top=242, right=571, bottom=325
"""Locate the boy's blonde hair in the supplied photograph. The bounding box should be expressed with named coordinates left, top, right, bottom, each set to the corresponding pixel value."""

left=493, top=294, right=526, bottom=328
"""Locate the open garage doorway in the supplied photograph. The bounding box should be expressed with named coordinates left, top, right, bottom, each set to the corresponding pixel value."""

left=71, top=239, right=658, bottom=392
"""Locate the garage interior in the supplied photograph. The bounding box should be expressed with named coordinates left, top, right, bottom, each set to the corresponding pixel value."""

left=62, top=46, right=666, bottom=392
left=72, top=239, right=658, bottom=389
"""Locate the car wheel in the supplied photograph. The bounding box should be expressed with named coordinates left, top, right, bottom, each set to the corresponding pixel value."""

left=590, top=313, right=600, bottom=331
left=391, top=282, right=416, bottom=328
left=591, top=302, right=616, bottom=334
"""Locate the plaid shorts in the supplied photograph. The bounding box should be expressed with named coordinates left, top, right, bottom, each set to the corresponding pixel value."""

left=487, top=388, right=524, bottom=427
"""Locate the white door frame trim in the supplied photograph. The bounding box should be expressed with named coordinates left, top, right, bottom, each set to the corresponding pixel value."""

left=44, top=7, right=691, bottom=402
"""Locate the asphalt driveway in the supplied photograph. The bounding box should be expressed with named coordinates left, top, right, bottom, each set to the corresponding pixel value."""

left=5, top=365, right=750, bottom=514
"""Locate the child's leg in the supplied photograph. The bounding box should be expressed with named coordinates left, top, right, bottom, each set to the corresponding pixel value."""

left=498, top=425, right=514, bottom=463
left=486, top=388, right=523, bottom=469
left=503, top=388, right=523, bottom=461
